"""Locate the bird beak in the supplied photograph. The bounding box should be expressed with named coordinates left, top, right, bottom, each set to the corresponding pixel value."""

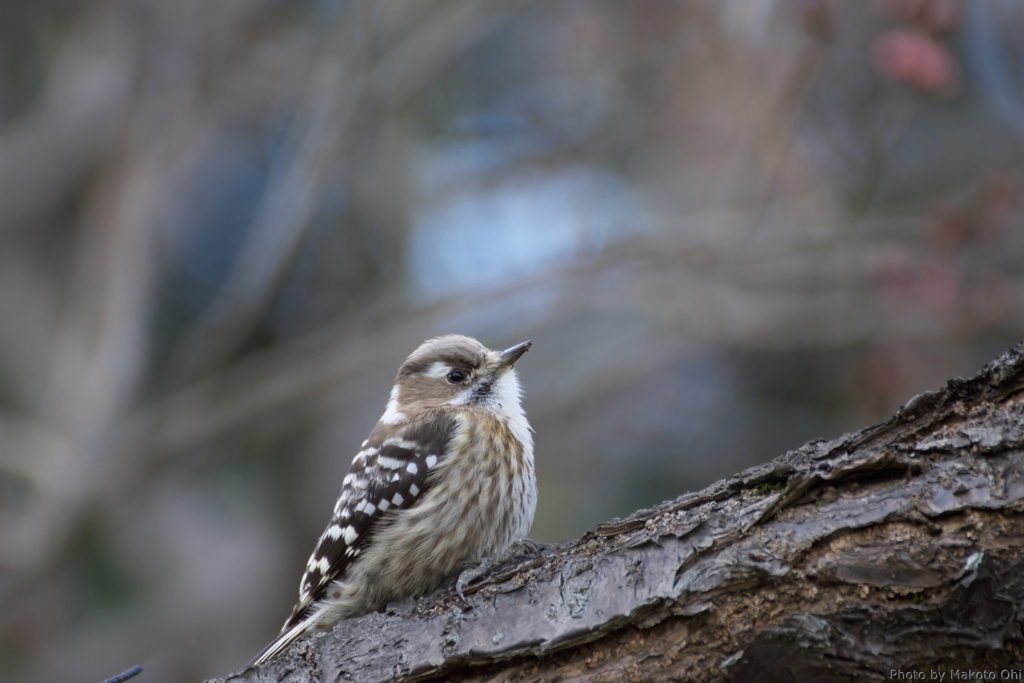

left=497, top=340, right=532, bottom=371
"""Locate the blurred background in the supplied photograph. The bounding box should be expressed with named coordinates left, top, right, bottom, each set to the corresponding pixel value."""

left=2, top=0, right=1024, bottom=680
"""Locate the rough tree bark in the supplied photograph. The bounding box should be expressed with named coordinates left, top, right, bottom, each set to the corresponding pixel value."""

left=214, top=342, right=1024, bottom=683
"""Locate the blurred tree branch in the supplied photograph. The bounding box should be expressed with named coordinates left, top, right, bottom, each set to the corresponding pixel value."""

left=168, top=0, right=532, bottom=378
left=0, top=0, right=536, bottom=616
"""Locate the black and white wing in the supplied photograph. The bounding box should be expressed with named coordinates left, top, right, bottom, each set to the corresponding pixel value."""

left=281, top=410, right=456, bottom=631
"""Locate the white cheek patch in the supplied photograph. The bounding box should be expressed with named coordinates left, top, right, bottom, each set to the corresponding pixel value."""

left=422, top=362, right=452, bottom=379
left=446, top=386, right=475, bottom=405
left=380, top=385, right=406, bottom=424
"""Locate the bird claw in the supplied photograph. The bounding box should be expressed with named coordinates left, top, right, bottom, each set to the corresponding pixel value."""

left=454, top=541, right=544, bottom=609
left=455, top=576, right=471, bottom=607
left=518, top=538, right=543, bottom=555
left=455, top=557, right=492, bottom=608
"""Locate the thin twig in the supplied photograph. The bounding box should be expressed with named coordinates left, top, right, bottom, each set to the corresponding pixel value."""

left=99, top=665, right=143, bottom=683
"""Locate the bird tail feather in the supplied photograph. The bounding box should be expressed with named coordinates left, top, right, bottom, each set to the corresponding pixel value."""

left=246, top=613, right=317, bottom=668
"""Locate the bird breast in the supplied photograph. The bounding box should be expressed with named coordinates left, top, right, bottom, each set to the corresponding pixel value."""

left=344, top=408, right=536, bottom=608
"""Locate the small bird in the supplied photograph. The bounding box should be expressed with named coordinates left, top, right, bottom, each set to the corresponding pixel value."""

left=250, top=335, right=536, bottom=666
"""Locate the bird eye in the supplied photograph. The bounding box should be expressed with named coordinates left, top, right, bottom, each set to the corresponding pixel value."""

left=446, top=370, right=466, bottom=383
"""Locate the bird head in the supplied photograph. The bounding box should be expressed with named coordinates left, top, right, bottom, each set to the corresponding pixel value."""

left=390, top=335, right=532, bottom=413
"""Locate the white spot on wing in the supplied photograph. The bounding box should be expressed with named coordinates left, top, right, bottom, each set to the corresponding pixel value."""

left=392, top=493, right=404, bottom=506
left=409, top=483, right=419, bottom=496
left=365, top=502, right=376, bottom=516
left=354, top=447, right=379, bottom=462
left=378, top=456, right=405, bottom=470
left=426, top=455, right=438, bottom=468
left=378, top=499, right=390, bottom=510
left=325, top=524, right=343, bottom=540
left=383, top=437, right=420, bottom=451
left=406, top=462, right=418, bottom=474
left=343, top=526, right=358, bottom=545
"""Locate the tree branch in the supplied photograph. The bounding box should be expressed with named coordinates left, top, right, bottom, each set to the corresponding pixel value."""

left=214, top=341, right=1024, bottom=682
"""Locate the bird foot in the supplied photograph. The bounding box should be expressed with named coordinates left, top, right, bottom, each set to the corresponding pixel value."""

left=455, top=540, right=546, bottom=607
left=456, top=557, right=492, bottom=607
